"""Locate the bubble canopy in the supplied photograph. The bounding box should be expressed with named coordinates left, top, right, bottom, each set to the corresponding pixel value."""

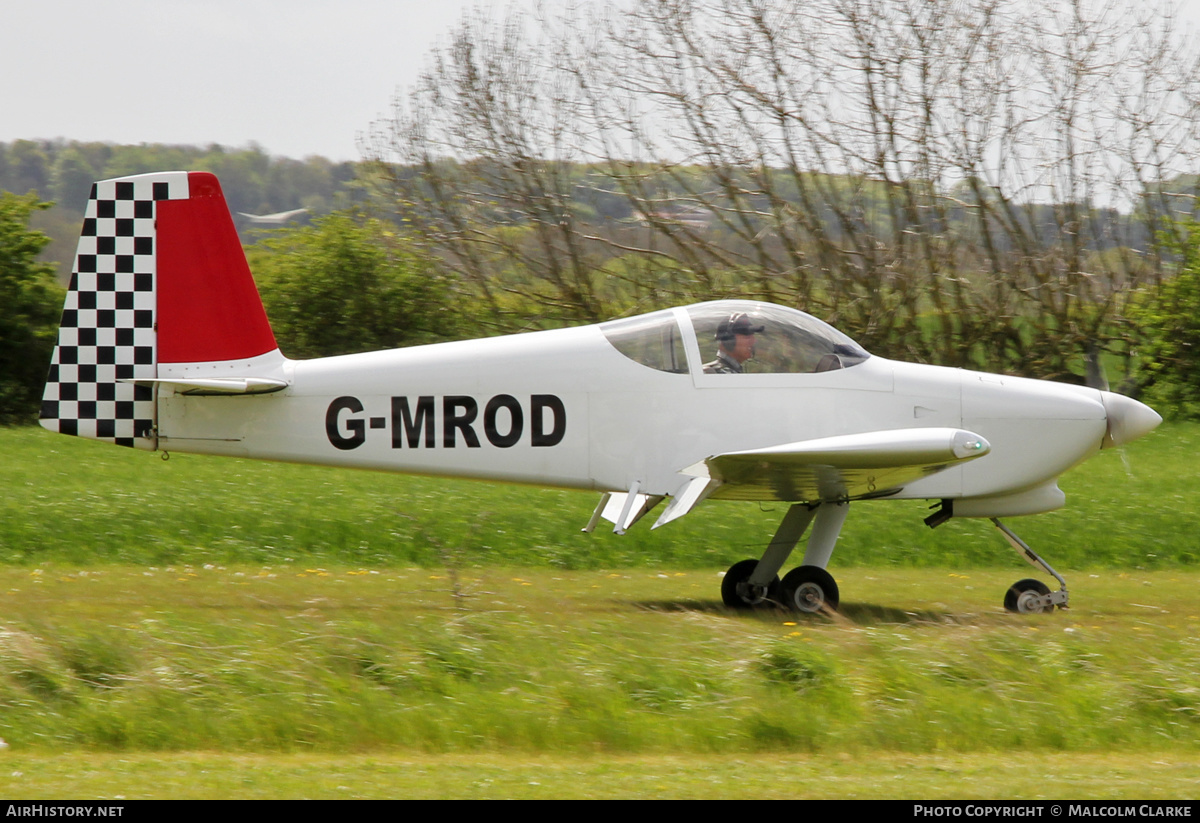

left=600, top=301, right=870, bottom=375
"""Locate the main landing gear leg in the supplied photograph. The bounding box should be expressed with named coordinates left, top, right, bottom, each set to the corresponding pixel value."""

left=801, top=501, right=850, bottom=570
left=992, top=517, right=1069, bottom=614
left=722, top=504, right=816, bottom=609
left=721, top=502, right=849, bottom=613
left=782, top=501, right=849, bottom=613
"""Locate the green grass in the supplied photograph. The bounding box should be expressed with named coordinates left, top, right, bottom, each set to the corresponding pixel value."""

left=1, top=423, right=1195, bottom=569
left=0, top=566, right=1197, bottom=758
left=3, top=752, right=1200, bottom=799
left=0, top=424, right=1197, bottom=797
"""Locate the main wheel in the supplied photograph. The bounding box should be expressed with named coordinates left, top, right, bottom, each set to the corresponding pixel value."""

left=1004, top=578, right=1052, bottom=613
left=721, top=559, right=780, bottom=609
left=781, top=565, right=839, bottom=613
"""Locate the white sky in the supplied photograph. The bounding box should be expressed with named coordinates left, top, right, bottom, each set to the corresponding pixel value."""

left=4, top=1, right=1198, bottom=164
left=0, top=0, right=536, bottom=161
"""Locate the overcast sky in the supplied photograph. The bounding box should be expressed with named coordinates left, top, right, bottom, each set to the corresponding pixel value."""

left=5, top=1, right=1197, bottom=164
left=0, top=0, right=536, bottom=161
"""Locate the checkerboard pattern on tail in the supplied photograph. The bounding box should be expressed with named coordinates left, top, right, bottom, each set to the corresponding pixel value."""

left=40, top=172, right=190, bottom=449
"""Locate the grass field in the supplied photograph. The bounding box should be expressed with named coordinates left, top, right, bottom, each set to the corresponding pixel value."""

left=3, top=752, right=1200, bottom=799
left=2, top=423, right=1197, bottom=570
left=0, top=424, right=1197, bottom=798
left=0, top=566, right=1197, bottom=797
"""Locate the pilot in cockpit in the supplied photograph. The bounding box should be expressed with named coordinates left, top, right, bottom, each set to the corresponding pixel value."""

left=703, top=312, right=765, bottom=374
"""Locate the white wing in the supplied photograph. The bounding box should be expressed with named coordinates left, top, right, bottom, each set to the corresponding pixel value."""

left=653, top=427, right=990, bottom=528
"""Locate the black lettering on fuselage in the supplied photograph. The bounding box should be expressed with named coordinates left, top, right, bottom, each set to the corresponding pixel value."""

left=531, top=394, right=566, bottom=447
left=443, top=396, right=481, bottom=448
left=326, top=396, right=366, bottom=450
left=484, top=394, right=523, bottom=448
left=392, top=396, right=435, bottom=448
left=325, top=394, right=566, bottom=450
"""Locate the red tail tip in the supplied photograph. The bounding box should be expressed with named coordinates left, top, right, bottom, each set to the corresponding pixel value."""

left=187, top=171, right=224, bottom=199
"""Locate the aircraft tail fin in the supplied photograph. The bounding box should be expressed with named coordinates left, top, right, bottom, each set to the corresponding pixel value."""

left=39, top=171, right=280, bottom=449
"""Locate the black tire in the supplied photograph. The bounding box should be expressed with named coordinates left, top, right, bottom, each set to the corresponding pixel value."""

left=721, top=559, right=780, bottom=609
left=1004, top=578, right=1052, bottom=614
left=781, top=565, right=840, bottom=613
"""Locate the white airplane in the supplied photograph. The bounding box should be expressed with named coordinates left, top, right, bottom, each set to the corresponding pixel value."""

left=236, top=208, right=308, bottom=225
left=39, top=171, right=1162, bottom=615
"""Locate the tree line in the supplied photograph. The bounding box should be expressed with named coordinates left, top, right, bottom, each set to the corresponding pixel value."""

left=0, top=139, right=358, bottom=217
left=363, top=0, right=1200, bottom=398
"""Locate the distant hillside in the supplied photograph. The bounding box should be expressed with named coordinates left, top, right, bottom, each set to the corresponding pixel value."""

left=0, top=139, right=363, bottom=284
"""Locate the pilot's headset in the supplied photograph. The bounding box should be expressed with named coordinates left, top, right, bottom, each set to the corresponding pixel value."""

left=716, top=312, right=765, bottom=352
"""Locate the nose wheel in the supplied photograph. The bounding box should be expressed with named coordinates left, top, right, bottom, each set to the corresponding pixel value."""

left=993, top=519, right=1069, bottom=613
left=1004, top=578, right=1055, bottom=613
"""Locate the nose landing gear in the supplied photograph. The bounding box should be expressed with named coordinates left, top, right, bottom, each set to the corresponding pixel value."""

left=992, top=518, right=1069, bottom=613
left=1004, top=578, right=1054, bottom=613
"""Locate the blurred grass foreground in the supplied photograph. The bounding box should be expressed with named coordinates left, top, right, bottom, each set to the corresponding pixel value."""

left=0, top=424, right=1196, bottom=759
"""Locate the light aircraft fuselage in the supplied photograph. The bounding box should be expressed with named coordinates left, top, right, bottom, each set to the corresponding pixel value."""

left=158, top=317, right=1130, bottom=518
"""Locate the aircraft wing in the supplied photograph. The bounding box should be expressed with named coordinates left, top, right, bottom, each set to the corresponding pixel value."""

left=653, top=427, right=990, bottom=528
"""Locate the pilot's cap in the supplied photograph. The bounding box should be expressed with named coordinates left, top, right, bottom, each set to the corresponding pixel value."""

left=716, top=312, right=765, bottom=342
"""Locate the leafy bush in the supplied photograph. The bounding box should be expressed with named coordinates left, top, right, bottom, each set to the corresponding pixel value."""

left=247, top=211, right=467, bottom=359
left=1132, top=220, right=1200, bottom=419
left=0, top=191, right=63, bottom=425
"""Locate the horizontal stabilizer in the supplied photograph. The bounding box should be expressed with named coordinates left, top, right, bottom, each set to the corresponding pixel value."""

left=122, top=377, right=288, bottom=395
